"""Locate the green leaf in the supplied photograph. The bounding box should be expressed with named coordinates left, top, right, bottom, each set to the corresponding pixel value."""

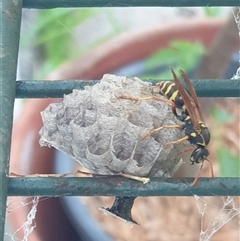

left=204, top=7, right=221, bottom=17
left=20, top=9, right=97, bottom=48
left=210, top=109, right=233, bottom=124
left=218, top=148, right=240, bottom=177
left=20, top=8, right=101, bottom=78
left=21, top=8, right=128, bottom=78
left=142, top=40, right=205, bottom=79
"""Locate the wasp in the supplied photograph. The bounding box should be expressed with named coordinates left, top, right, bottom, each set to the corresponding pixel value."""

left=118, top=68, right=214, bottom=186
left=143, top=68, right=213, bottom=186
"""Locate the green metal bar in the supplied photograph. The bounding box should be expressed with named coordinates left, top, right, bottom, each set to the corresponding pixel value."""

left=8, top=177, right=240, bottom=197
left=16, top=80, right=98, bottom=98
left=22, top=0, right=240, bottom=8
left=0, top=0, right=22, bottom=239
left=16, top=79, right=240, bottom=98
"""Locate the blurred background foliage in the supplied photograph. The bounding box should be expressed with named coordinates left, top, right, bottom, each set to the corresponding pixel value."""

left=20, top=8, right=127, bottom=78
left=19, top=7, right=239, bottom=177
left=20, top=7, right=224, bottom=79
left=211, top=108, right=240, bottom=177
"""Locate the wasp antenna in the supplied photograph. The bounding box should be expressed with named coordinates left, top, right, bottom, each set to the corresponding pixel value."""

left=205, top=158, right=214, bottom=178
left=190, top=161, right=204, bottom=187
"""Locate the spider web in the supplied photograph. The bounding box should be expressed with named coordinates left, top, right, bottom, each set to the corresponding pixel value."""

left=194, top=196, right=240, bottom=241
left=5, top=196, right=40, bottom=241
left=232, top=7, right=240, bottom=79
left=195, top=9, right=240, bottom=241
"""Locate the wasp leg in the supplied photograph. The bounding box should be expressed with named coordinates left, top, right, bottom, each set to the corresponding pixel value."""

left=177, top=147, right=194, bottom=155
left=190, top=161, right=204, bottom=186
left=72, top=171, right=150, bottom=184
left=118, top=94, right=185, bottom=121
left=117, top=94, right=148, bottom=102
left=164, top=135, right=189, bottom=149
left=190, top=159, right=214, bottom=187
left=206, top=158, right=214, bottom=178
left=152, top=96, right=182, bottom=121
left=142, top=124, right=183, bottom=140
left=117, top=94, right=173, bottom=104
left=120, top=173, right=150, bottom=184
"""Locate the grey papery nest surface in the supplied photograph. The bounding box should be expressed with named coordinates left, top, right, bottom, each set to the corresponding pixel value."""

left=39, top=74, right=188, bottom=178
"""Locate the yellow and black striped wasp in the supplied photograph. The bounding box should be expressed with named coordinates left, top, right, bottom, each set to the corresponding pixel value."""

left=118, top=68, right=214, bottom=186
left=143, top=68, right=213, bottom=186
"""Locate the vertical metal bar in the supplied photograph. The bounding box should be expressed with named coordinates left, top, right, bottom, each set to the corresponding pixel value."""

left=0, top=0, right=22, bottom=239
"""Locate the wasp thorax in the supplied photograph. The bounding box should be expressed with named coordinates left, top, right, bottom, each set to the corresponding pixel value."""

left=39, top=74, right=188, bottom=178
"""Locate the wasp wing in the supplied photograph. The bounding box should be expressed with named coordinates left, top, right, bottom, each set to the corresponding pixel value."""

left=179, top=69, right=205, bottom=123
left=170, top=68, right=200, bottom=131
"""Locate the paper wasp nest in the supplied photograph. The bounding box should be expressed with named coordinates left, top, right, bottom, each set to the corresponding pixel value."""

left=40, top=74, right=188, bottom=178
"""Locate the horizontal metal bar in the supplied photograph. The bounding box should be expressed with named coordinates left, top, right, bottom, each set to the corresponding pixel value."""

left=16, top=79, right=240, bottom=98
left=22, top=0, right=240, bottom=8
left=8, top=177, right=240, bottom=197
left=16, top=80, right=98, bottom=98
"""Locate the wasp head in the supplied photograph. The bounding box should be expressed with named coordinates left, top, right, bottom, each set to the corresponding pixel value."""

left=190, top=147, right=209, bottom=164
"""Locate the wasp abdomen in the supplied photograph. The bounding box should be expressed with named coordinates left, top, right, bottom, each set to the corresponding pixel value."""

left=156, top=81, right=187, bottom=115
